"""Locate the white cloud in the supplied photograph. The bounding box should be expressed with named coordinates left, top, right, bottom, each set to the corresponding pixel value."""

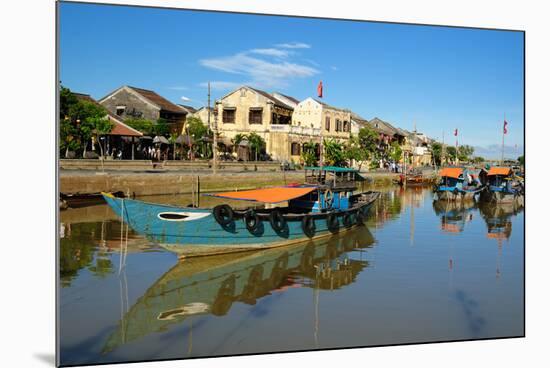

left=249, top=48, right=290, bottom=58
left=199, top=50, right=319, bottom=89
left=275, top=42, right=311, bottom=49
left=180, top=95, right=191, bottom=101
left=330, top=66, right=339, bottom=71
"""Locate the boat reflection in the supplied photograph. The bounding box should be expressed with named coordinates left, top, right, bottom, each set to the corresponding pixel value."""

left=102, top=225, right=376, bottom=353
left=478, top=202, right=524, bottom=243
left=433, top=200, right=477, bottom=234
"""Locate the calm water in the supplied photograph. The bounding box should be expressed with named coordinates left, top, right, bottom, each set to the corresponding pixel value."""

left=58, top=187, right=524, bottom=366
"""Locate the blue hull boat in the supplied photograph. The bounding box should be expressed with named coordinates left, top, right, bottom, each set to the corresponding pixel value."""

left=479, top=167, right=524, bottom=204
left=102, top=166, right=380, bottom=256
left=433, top=167, right=485, bottom=201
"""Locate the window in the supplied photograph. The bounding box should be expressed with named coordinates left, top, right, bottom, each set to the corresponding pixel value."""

left=291, top=142, right=301, bottom=156
left=116, top=106, right=126, bottom=116
left=223, top=108, right=235, bottom=124
left=343, top=120, right=349, bottom=132
left=249, top=108, right=263, bottom=124
left=336, top=119, right=342, bottom=132
left=325, top=116, right=331, bottom=131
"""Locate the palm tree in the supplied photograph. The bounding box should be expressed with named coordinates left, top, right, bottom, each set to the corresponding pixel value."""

left=231, top=133, right=248, bottom=159
left=248, top=132, right=265, bottom=162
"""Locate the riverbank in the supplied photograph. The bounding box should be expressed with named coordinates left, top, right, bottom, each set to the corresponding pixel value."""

left=59, top=169, right=401, bottom=196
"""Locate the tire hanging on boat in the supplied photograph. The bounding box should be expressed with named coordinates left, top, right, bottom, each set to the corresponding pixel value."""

left=302, top=215, right=316, bottom=238
left=269, top=210, right=286, bottom=232
left=244, top=210, right=261, bottom=233
left=342, top=211, right=354, bottom=228
left=213, top=204, right=234, bottom=226
left=326, top=212, right=339, bottom=232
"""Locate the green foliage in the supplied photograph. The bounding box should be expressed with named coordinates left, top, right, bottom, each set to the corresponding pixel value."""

left=445, top=146, right=457, bottom=161
left=458, top=145, right=474, bottom=162
left=518, top=155, right=524, bottom=166
left=473, top=156, right=485, bottom=164
left=358, top=126, right=379, bottom=155
left=344, top=135, right=369, bottom=168
left=323, top=138, right=346, bottom=167
left=153, top=118, right=170, bottom=136
left=186, top=116, right=207, bottom=140
left=388, top=141, right=403, bottom=162
left=125, top=118, right=154, bottom=136
left=248, top=132, right=265, bottom=161
left=59, top=87, right=113, bottom=157
left=431, top=142, right=443, bottom=165
left=301, top=141, right=318, bottom=166
left=231, top=133, right=248, bottom=147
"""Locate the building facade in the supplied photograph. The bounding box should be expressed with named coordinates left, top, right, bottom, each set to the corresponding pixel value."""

left=99, top=86, right=187, bottom=134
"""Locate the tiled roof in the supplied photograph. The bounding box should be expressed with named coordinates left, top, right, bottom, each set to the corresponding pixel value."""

left=177, top=104, right=197, bottom=114
left=248, top=86, right=294, bottom=110
left=127, top=86, right=187, bottom=114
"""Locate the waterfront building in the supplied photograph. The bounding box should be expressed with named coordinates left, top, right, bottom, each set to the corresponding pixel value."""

left=215, top=86, right=296, bottom=161
left=99, top=86, right=187, bottom=134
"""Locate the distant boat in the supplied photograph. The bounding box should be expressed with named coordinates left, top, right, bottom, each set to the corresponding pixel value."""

left=102, top=166, right=380, bottom=257
left=479, top=167, right=524, bottom=204
left=433, top=167, right=485, bottom=201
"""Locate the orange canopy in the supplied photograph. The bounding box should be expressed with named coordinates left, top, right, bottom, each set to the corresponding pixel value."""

left=210, top=186, right=316, bottom=203
left=439, top=167, right=463, bottom=179
left=488, top=167, right=512, bottom=176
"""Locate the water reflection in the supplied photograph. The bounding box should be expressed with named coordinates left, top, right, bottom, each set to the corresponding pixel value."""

left=102, top=225, right=375, bottom=353
left=58, top=188, right=524, bottom=365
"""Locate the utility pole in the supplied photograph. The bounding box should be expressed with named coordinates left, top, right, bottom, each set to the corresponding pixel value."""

left=212, top=83, right=218, bottom=175
left=500, top=113, right=506, bottom=166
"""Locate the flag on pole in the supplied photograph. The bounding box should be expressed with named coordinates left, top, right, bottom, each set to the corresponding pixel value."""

left=454, top=128, right=458, bottom=136
left=317, top=81, right=323, bottom=98
left=503, top=120, right=508, bottom=134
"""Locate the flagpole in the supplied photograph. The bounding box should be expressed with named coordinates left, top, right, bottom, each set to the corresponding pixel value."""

left=501, top=114, right=505, bottom=166
left=455, top=130, right=458, bottom=166
left=441, top=130, right=445, bottom=167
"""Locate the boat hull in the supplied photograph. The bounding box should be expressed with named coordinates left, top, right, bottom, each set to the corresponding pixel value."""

left=434, top=189, right=479, bottom=201
left=480, top=187, right=524, bottom=205
left=102, top=192, right=379, bottom=256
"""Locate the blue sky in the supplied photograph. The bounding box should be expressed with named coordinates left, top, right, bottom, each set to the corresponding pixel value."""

left=59, top=2, right=524, bottom=158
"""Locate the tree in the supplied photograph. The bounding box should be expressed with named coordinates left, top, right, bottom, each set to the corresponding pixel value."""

left=169, top=132, right=179, bottom=160
left=248, top=132, right=265, bottom=161
left=345, top=135, right=369, bottom=169
left=67, top=99, right=112, bottom=158
left=125, top=118, right=154, bottom=136
left=518, top=155, right=525, bottom=166
left=388, top=141, right=403, bottom=163
left=431, top=142, right=443, bottom=166
left=473, top=156, right=485, bottom=164
left=323, top=139, right=346, bottom=167
left=301, top=141, right=318, bottom=166
left=458, top=145, right=474, bottom=162
left=358, top=126, right=379, bottom=156
left=445, top=146, right=457, bottom=162
left=187, top=117, right=207, bottom=140
left=153, top=118, right=170, bottom=136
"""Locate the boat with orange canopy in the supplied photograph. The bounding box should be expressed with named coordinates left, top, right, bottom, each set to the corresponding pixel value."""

left=102, top=166, right=379, bottom=257
left=479, top=166, right=524, bottom=204
left=433, top=167, right=486, bottom=201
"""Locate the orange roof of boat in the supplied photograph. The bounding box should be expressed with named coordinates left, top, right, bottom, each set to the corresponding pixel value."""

left=439, top=168, right=463, bottom=179
left=210, top=186, right=316, bottom=203
left=488, top=167, right=512, bottom=176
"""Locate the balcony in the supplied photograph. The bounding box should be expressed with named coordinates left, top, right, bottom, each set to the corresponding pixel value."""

left=289, top=126, right=321, bottom=136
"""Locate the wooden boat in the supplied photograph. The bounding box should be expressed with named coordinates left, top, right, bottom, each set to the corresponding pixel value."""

left=102, top=166, right=380, bottom=256
left=479, top=167, right=524, bottom=204
left=433, top=167, right=485, bottom=201
left=102, top=225, right=375, bottom=353
left=394, top=171, right=433, bottom=187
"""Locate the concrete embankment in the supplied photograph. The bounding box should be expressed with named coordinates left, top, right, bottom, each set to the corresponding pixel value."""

left=60, top=170, right=400, bottom=196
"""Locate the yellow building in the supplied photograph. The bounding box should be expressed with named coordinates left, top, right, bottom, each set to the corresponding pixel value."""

left=215, top=86, right=294, bottom=161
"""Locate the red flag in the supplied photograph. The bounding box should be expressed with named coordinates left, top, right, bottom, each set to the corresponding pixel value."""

left=454, top=128, right=458, bottom=136
left=503, top=120, right=508, bottom=134
left=317, top=81, right=323, bottom=98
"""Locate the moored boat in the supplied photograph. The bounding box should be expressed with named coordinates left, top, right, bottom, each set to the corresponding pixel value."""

left=102, top=166, right=380, bottom=257
left=479, top=167, right=524, bottom=204
left=433, top=167, right=485, bottom=201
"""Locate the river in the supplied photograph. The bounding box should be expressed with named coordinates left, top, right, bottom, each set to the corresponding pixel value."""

left=58, top=186, right=524, bottom=366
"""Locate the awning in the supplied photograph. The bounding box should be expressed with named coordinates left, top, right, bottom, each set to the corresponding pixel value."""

left=487, top=167, right=512, bottom=176
left=208, top=186, right=316, bottom=203
left=153, top=136, right=170, bottom=144
left=439, top=167, right=463, bottom=179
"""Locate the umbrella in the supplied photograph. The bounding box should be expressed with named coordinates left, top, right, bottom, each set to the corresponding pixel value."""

left=176, top=134, right=194, bottom=145
left=153, top=136, right=169, bottom=144
left=140, top=136, right=153, bottom=140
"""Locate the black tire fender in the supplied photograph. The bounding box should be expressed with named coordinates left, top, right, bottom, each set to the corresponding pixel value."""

left=269, top=210, right=286, bottom=232
left=302, top=215, right=316, bottom=238
left=244, top=210, right=261, bottom=233
left=213, top=204, right=234, bottom=226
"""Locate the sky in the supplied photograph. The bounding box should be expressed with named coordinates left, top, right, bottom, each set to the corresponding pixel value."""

left=59, top=2, right=524, bottom=159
